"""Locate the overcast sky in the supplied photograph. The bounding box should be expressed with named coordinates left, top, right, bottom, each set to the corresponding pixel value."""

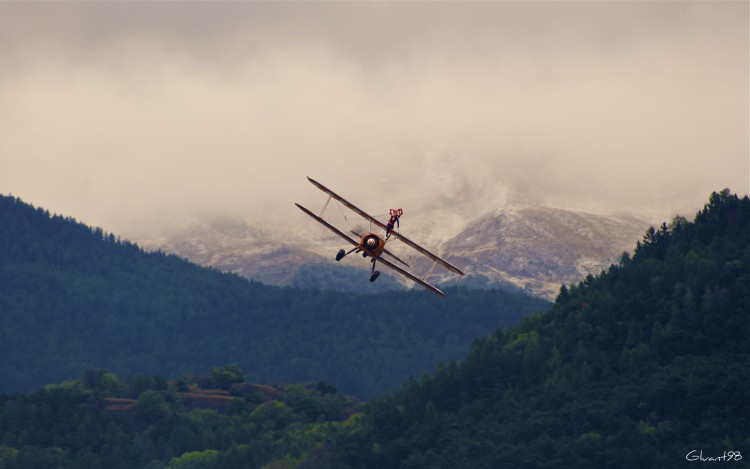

left=0, top=2, right=747, bottom=237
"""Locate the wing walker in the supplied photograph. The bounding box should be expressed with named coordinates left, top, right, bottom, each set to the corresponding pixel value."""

left=295, top=177, right=464, bottom=296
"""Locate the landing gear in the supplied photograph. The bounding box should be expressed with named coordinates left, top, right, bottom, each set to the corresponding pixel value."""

left=369, top=258, right=380, bottom=282
left=335, top=246, right=359, bottom=262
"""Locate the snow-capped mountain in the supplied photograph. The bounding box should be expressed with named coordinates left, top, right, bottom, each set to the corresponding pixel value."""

left=139, top=214, right=323, bottom=285
left=138, top=206, right=650, bottom=299
left=430, top=206, right=650, bottom=298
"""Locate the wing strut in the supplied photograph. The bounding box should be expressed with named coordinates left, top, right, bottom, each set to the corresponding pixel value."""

left=295, top=203, right=359, bottom=248
left=378, top=257, right=445, bottom=297
left=319, top=195, right=333, bottom=218
left=422, top=260, right=439, bottom=282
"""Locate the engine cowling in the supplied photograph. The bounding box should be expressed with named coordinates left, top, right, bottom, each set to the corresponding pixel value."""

left=360, top=232, right=384, bottom=255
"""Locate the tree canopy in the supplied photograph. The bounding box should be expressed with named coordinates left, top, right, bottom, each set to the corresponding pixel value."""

left=0, top=194, right=548, bottom=399
left=0, top=368, right=361, bottom=469
left=1, top=190, right=746, bottom=467
left=336, top=189, right=750, bottom=467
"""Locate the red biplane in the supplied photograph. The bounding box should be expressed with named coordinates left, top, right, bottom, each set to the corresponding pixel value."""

left=295, top=177, right=464, bottom=296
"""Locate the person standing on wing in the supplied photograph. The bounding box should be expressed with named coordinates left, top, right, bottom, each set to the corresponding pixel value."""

left=386, top=208, right=403, bottom=239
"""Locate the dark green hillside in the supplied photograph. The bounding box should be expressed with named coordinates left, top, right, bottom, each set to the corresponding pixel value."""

left=339, top=189, right=750, bottom=468
left=0, top=368, right=361, bottom=469
left=0, top=194, right=548, bottom=398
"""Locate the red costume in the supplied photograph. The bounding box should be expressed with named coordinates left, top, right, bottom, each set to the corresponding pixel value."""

left=386, top=208, right=403, bottom=236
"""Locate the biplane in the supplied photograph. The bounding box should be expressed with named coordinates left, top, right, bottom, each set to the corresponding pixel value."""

left=294, top=177, right=464, bottom=296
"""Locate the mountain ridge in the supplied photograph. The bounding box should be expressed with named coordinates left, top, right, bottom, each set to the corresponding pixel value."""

left=0, top=193, right=548, bottom=398
left=139, top=204, right=650, bottom=299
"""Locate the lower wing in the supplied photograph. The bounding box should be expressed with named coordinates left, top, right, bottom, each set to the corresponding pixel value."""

left=377, top=257, right=445, bottom=297
left=295, top=203, right=359, bottom=247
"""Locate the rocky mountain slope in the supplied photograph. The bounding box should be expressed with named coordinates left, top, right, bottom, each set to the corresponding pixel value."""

left=139, top=205, right=650, bottom=299
left=434, top=206, right=650, bottom=298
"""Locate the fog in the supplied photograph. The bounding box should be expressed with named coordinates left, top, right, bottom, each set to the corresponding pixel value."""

left=0, top=2, right=747, bottom=238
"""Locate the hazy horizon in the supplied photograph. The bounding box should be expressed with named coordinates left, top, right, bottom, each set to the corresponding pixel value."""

left=1, top=2, right=747, bottom=239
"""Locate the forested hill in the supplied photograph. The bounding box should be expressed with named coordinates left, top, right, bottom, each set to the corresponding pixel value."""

left=338, top=190, right=750, bottom=467
left=0, top=194, right=548, bottom=398
left=0, top=191, right=746, bottom=468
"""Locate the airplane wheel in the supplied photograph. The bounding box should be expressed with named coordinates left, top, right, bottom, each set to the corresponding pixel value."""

left=362, top=252, right=367, bottom=258
left=370, top=271, right=380, bottom=282
left=336, top=249, right=345, bottom=261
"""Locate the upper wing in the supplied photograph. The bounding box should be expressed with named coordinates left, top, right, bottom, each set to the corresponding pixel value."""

left=307, top=177, right=387, bottom=230
left=307, top=176, right=465, bottom=276
left=377, top=257, right=445, bottom=297
left=295, top=203, right=359, bottom=248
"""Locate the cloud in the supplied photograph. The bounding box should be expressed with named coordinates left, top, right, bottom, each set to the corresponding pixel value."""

left=0, top=2, right=747, bottom=237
